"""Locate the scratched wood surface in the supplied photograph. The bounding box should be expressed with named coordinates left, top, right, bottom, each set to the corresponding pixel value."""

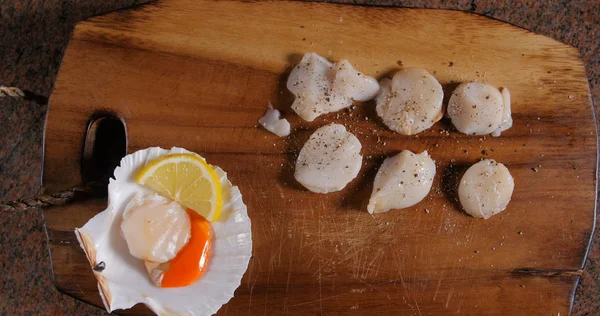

left=43, top=0, right=597, bottom=315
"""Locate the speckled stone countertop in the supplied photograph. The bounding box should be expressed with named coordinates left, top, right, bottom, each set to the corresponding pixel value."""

left=0, top=0, right=598, bottom=314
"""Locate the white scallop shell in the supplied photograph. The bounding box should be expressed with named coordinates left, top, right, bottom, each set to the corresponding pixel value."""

left=74, top=147, right=252, bottom=315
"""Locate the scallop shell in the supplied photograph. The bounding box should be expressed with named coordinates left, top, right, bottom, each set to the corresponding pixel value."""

left=75, top=147, right=252, bottom=315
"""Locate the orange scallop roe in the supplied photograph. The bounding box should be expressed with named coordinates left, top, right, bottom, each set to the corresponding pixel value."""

left=161, top=209, right=213, bottom=288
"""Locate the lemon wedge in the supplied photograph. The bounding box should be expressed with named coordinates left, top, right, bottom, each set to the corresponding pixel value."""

left=136, top=153, right=222, bottom=222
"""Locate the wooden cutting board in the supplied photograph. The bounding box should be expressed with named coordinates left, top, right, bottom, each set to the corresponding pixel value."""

left=43, top=0, right=597, bottom=315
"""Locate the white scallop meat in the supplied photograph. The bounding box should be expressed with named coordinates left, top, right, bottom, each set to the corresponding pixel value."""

left=287, top=52, right=379, bottom=121
left=295, top=123, right=362, bottom=193
left=368, top=150, right=436, bottom=214
left=376, top=68, right=444, bottom=135
left=258, top=103, right=290, bottom=137
left=458, top=159, right=514, bottom=219
left=447, top=82, right=512, bottom=136
left=121, top=193, right=191, bottom=263
left=492, top=87, right=513, bottom=136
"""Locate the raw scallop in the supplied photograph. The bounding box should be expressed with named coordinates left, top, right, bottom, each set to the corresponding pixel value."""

left=447, top=82, right=512, bottom=136
left=368, top=150, right=436, bottom=214
left=295, top=123, right=362, bottom=193
left=492, top=87, right=513, bottom=137
left=121, top=193, right=191, bottom=263
left=376, top=68, right=444, bottom=135
left=258, top=103, right=290, bottom=137
left=458, top=159, right=514, bottom=219
left=287, top=53, right=379, bottom=121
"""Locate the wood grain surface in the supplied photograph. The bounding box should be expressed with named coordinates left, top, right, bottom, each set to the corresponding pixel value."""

left=43, top=0, right=597, bottom=314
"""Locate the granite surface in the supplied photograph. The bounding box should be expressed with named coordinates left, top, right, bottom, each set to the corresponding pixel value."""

left=0, top=0, right=598, bottom=314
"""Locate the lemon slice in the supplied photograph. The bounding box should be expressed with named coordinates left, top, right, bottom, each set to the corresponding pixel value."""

left=136, top=153, right=222, bottom=222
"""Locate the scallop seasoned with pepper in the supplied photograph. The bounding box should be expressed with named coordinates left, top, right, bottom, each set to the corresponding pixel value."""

left=368, top=150, right=436, bottom=214
left=294, top=123, right=362, bottom=193
left=287, top=53, right=379, bottom=122
left=447, top=82, right=512, bottom=136
left=459, top=159, right=514, bottom=219
left=375, top=68, right=444, bottom=135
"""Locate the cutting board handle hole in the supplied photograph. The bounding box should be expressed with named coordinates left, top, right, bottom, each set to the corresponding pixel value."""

left=81, top=112, right=128, bottom=189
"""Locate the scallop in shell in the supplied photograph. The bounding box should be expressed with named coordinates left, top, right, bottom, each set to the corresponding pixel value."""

left=75, top=147, right=252, bottom=315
